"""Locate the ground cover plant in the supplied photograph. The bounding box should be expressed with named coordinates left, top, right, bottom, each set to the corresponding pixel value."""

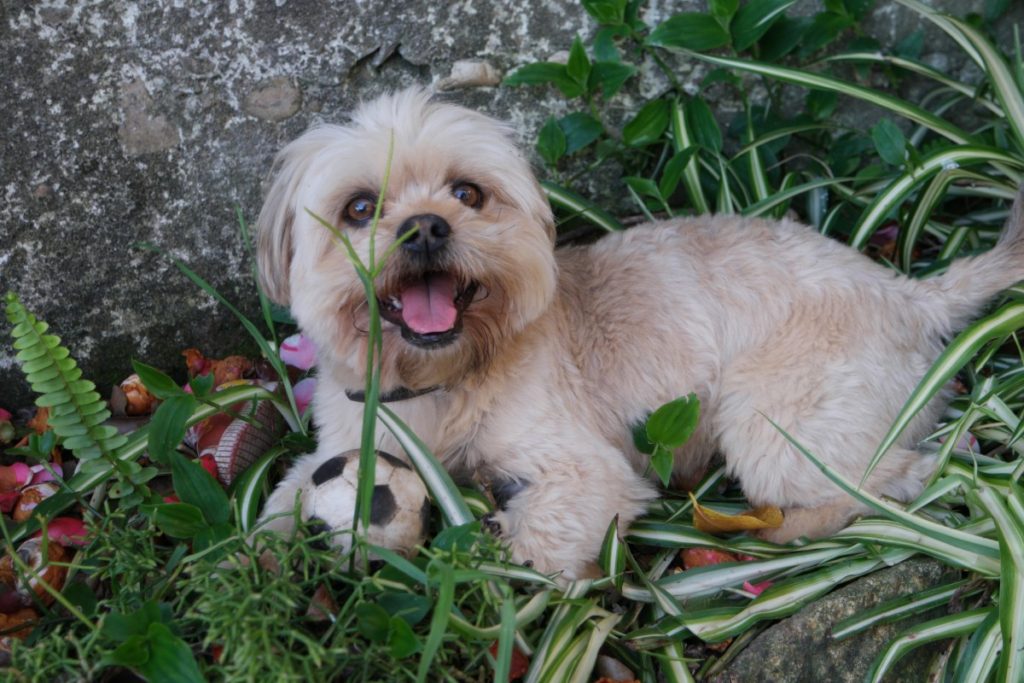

left=2, top=0, right=1024, bottom=680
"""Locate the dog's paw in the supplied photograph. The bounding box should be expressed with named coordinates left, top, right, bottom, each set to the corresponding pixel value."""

left=481, top=511, right=505, bottom=538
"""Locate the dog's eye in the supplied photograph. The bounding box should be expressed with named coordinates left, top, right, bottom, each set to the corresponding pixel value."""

left=343, top=195, right=377, bottom=225
left=452, top=183, right=483, bottom=209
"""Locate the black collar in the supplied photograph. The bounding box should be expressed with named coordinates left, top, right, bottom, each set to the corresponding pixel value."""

left=345, top=385, right=441, bottom=403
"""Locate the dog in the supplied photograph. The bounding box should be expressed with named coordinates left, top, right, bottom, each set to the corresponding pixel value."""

left=253, top=87, right=1024, bottom=578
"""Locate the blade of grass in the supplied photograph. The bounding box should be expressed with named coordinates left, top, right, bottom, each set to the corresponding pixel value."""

left=541, top=181, right=623, bottom=232
left=971, top=486, right=1024, bottom=681
left=832, top=578, right=972, bottom=640
left=679, top=52, right=976, bottom=146
left=866, top=302, right=1024, bottom=484
left=866, top=608, right=991, bottom=683
left=377, top=405, right=473, bottom=526
left=671, top=98, right=710, bottom=214
left=767, top=417, right=1000, bottom=561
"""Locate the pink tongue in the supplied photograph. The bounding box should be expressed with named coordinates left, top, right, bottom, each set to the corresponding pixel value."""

left=400, top=273, right=459, bottom=334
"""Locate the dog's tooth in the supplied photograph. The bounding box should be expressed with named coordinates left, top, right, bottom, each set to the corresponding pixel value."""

left=388, top=296, right=402, bottom=311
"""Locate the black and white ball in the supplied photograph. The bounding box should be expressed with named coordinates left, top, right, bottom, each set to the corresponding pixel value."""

left=300, top=449, right=431, bottom=556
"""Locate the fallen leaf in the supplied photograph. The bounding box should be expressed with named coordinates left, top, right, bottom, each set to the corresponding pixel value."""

left=182, top=349, right=253, bottom=387
left=681, top=547, right=738, bottom=569
left=690, top=493, right=783, bottom=535
left=488, top=641, right=530, bottom=681
left=26, top=408, right=49, bottom=434
left=743, top=579, right=773, bottom=596
left=120, top=374, right=158, bottom=416
left=306, top=583, right=338, bottom=621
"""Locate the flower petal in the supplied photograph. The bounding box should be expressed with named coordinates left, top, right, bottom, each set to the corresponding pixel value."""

left=279, top=334, right=317, bottom=371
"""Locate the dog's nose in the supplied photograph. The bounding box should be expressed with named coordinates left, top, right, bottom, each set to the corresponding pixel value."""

left=397, top=214, right=451, bottom=255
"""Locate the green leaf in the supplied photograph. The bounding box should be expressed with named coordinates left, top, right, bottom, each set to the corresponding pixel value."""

left=504, top=62, right=583, bottom=98
left=591, top=27, right=622, bottom=62
left=541, top=181, right=624, bottom=233
left=710, top=0, right=739, bottom=23
left=417, top=561, right=455, bottom=683
left=378, top=592, right=433, bottom=627
left=625, top=176, right=662, bottom=201
left=581, top=0, right=626, bottom=25
left=872, top=119, right=907, bottom=166
left=169, top=451, right=230, bottom=526
left=357, top=603, right=392, bottom=643
left=731, top=0, right=797, bottom=51
left=651, top=444, right=675, bottom=487
left=646, top=394, right=701, bottom=449
left=138, top=622, right=204, bottom=683
left=631, top=418, right=655, bottom=455
left=147, top=395, right=197, bottom=465
left=866, top=609, right=991, bottom=683
left=131, top=360, right=185, bottom=400
left=109, top=635, right=150, bottom=668
left=537, top=116, right=567, bottom=166
left=388, top=616, right=421, bottom=658
left=806, top=90, right=838, bottom=120
left=599, top=515, right=626, bottom=590
left=659, top=147, right=698, bottom=200
left=566, top=36, right=591, bottom=85
left=800, top=11, right=855, bottom=54
left=102, top=601, right=168, bottom=642
left=378, top=406, right=474, bottom=527
left=559, top=112, right=603, bottom=155
left=188, top=372, right=215, bottom=398
left=647, top=13, right=732, bottom=51
left=151, top=503, right=208, bottom=539
left=686, top=96, right=722, bottom=153
left=623, top=99, right=670, bottom=146
left=589, top=61, right=636, bottom=98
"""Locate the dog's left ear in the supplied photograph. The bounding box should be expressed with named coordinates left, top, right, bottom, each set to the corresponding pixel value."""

left=255, top=141, right=309, bottom=306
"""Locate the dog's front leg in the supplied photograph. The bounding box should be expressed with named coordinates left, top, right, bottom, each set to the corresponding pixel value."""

left=480, top=439, right=656, bottom=579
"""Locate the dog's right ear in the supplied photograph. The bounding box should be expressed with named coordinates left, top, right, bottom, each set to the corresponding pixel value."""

left=255, top=150, right=302, bottom=306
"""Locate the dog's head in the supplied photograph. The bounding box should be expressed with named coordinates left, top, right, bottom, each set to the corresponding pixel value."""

left=256, top=88, right=557, bottom=389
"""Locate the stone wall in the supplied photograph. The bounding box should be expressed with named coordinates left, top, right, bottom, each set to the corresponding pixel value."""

left=0, top=0, right=1016, bottom=404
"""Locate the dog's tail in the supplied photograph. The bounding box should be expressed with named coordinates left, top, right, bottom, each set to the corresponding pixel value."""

left=920, top=185, right=1024, bottom=331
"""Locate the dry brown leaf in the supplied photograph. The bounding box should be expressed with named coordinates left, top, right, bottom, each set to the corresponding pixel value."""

left=690, top=493, right=783, bottom=535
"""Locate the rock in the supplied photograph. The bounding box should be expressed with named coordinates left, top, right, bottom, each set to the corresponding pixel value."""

left=0, top=0, right=1020, bottom=405
left=437, top=60, right=502, bottom=91
left=244, top=78, right=303, bottom=122
left=711, top=558, right=958, bottom=683
left=118, top=79, right=181, bottom=155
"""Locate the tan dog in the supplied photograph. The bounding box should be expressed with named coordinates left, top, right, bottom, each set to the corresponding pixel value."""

left=254, top=88, right=1024, bottom=578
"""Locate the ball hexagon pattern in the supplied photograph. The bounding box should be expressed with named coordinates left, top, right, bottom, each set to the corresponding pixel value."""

left=300, top=449, right=430, bottom=556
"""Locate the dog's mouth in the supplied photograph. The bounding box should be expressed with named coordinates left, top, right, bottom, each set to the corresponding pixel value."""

left=379, top=272, right=479, bottom=349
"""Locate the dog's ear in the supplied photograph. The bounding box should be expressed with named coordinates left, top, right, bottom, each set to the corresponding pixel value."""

left=255, top=149, right=302, bottom=306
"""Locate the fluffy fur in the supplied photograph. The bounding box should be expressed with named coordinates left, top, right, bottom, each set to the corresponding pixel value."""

left=255, top=88, right=1024, bottom=578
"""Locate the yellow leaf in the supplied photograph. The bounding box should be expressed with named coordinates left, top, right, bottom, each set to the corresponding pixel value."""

left=690, top=493, right=783, bottom=535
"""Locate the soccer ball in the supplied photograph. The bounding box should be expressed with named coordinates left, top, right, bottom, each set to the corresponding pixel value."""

left=299, top=449, right=430, bottom=556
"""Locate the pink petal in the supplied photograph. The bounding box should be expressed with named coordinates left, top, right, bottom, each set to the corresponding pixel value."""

left=11, top=462, right=31, bottom=488
left=0, top=408, right=12, bottom=421
left=279, top=334, right=317, bottom=371
left=743, top=579, right=773, bottom=596
left=0, top=491, right=19, bottom=514
left=30, top=463, right=63, bottom=485
left=35, top=517, right=89, bottom=547
left=293, top=377, right=317, bottom=415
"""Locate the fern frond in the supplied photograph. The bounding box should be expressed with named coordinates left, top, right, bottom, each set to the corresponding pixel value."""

left=5, top=292, right=128, bottom=462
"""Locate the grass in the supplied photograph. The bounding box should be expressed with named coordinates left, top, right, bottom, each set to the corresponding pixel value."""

left=4, top=0, right=1024, bottom=681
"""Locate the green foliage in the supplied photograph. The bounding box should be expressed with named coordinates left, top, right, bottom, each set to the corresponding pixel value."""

left=6, top=0, right=1024, bottom=680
